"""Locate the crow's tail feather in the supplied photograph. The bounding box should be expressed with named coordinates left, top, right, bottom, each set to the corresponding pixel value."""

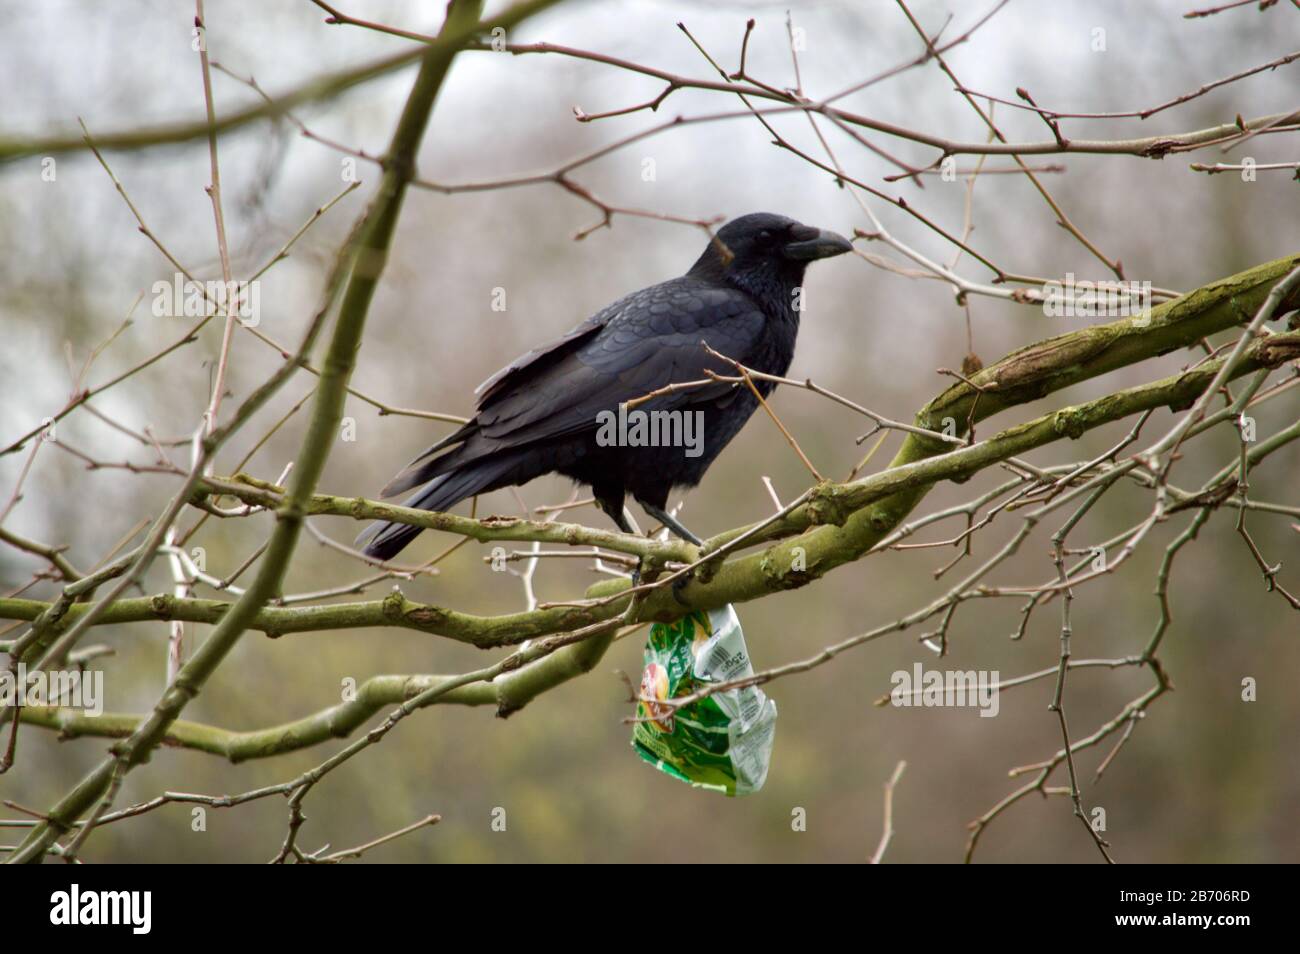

left=357, top=455, right=518, bottom=561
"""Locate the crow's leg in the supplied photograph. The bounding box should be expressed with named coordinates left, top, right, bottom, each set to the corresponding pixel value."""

left=640, top=503, right=703, bottom=546
left=594, top=488, right=634, bottom=535
left=639, top=501, right=701, bottom=607
left=593, top=482, right=646, bottom=586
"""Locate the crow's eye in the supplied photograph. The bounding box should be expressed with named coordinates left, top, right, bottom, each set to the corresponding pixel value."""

left=757, top=229, right=772, bottom=244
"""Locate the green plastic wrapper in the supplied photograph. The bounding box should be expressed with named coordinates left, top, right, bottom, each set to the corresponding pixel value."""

left=631, top=605, right=777, bottom=796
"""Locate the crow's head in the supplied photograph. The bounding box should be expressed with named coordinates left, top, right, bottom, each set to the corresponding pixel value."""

left=688, top=212, right=853, bottom=296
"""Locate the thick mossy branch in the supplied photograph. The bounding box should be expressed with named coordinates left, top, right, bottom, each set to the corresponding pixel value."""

left=919, top=254, right=1300, bottom=429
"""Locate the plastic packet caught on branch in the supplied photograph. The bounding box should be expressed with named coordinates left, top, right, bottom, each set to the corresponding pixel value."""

left=631, top=605, right=777, bottom=796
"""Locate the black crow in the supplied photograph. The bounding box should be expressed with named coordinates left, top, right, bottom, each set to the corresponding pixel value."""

left=358, top=212, right=852, bottom=561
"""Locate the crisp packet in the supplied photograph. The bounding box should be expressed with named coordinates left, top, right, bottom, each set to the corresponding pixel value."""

left=631, top=605, right=777, bottom=796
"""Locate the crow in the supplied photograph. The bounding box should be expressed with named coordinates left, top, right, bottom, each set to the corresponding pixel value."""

left=358, top=212, right=852, bottom=562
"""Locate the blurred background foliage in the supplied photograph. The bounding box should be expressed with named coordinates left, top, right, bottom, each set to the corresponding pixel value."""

left=1, top=0, right=1297, bottom=862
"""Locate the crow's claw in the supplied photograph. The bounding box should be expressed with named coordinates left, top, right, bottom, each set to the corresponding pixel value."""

left=671, top=570, right=694, bottom=607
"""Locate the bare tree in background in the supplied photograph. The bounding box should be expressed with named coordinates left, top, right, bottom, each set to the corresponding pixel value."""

left=1, top=0, right=1298, bottom=863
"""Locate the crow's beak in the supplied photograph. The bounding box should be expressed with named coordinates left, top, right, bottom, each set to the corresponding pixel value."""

left=783, top=226, right=854, bottom=261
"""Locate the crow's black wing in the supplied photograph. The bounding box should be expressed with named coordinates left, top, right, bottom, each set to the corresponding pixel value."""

left=380, top=277, right=764, bottom=496
left=380, top=311, right=608, bottom=496
left=474, top=312, right=608, bottom=405
left=470, top=277, right=763, bottom=445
